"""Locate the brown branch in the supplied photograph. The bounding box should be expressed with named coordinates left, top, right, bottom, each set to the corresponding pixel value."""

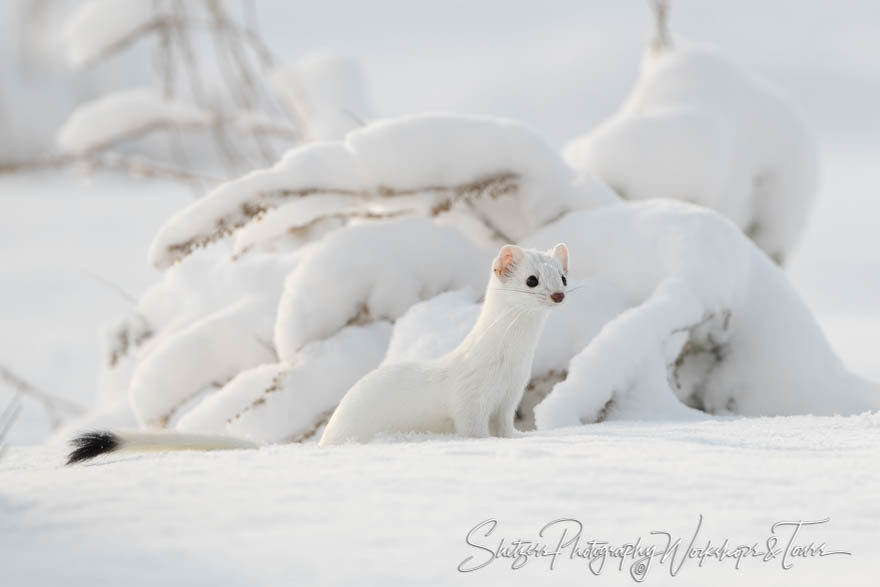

left=0, top=154, right=77, bottom=174
left=74, top=17, right=177, bottom=70
left=165, top=187, right=364, bottom=263
left=107, top=316, right=154, bottom=368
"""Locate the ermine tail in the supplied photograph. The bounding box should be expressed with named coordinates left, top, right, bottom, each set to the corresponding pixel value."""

left=66, top=430, right=258, bottom=465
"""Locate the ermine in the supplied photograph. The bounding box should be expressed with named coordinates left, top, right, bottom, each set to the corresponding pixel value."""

left=320, top=243, right=569, bottom=444
left=66, top=243, right=568, bottom=463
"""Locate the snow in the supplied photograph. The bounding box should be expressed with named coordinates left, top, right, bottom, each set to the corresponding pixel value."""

left=564, top=42, right=818, bottom=263
left=129, top=297, right=277, bottom=427
left=4, top=2, right=880, bottom=585
left=227, top=321, right=392, bottom=443
left=3, top=415, right=879, bottom=586
left=274, top=218, right=489, bottom=358
left=56, top=89, right=215, bottom=155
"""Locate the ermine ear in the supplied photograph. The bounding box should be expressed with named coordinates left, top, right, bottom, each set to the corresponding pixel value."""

left=493, top=244, right=523, bottom=279
left=550, top=243, right=569, bottom=274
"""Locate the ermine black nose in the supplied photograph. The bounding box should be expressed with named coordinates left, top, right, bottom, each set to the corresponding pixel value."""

left=551, top=292, right=565, bottom=303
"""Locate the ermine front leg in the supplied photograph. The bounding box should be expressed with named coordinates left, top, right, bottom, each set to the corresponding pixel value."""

left=490, top=404, right=517, bottom=438
left=452, top=408, right=490, bottom=438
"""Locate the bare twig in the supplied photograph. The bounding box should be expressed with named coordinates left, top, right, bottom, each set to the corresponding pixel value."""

left=74, top=17, right=176, bottom=69
left=45, top=0, right=299, bottom=186
left=205, top=0, right=277, bottom=166
left=240, top=0, right=275, bottom=69
left=650, top=0, right=673, bottom=53
left=80, top=268, right=139, bottom=305
left=0, top=363, right=85, bottom=416
left=0, top=393, right=24, bottom=460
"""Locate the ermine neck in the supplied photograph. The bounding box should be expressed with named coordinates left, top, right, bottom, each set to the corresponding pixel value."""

left=456, top=290, right=548, bottom=361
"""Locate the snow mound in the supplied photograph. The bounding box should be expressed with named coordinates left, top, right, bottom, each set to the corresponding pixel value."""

left=56, top=89, right=214, bottom=155
left=129, top=297, right=277, bottom=427
left=564, top=43, right=818, bottom=263
left=226, top=322, right=392, bottom=443
left=523, top=200, right=877, bottom=427
left=148, top=113, right=607, bottom=269
left=70, top=101, right=874, bottom=445
left=274, top=218, right=490, bottom=359
left=93, top=244, right=303, bottom=428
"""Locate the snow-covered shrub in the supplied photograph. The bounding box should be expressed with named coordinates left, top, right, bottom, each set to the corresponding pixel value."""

left=48, top=1, right=371, bottom=185
left=147, top=112, right=612, bottom=269
left=70, top=109, right=878, bottom=445
left=78, top=113, right=613, bottom=441
left=564, top=41, right=818, bottom=264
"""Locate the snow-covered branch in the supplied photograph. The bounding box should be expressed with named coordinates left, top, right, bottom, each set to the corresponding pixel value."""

left=46, top=0, right=368, bottom=188
left=148, top=113, right=598, bottom=268
left=57, top=90, right=216, bottom=155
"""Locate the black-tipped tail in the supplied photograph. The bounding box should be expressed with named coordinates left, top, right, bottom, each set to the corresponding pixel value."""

left=66, top=431, right=120, bottom=465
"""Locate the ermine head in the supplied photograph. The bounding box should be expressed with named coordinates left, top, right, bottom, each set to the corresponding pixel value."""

left=489, top=243, right=569, bottom=308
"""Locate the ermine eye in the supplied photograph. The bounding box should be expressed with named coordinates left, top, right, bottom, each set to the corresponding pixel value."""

left=561, top=274, right=567, bottom=286
left=526, top=275, right=539, bottom=288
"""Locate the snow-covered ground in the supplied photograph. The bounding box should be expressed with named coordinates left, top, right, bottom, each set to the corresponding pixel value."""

left=3, top=416, right=879, bottom=586
left=2, top=1, right=880, bottom=585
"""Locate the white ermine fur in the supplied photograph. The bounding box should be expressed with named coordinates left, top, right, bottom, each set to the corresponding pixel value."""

left=66, top=243, right=568, bottom=463
left=319, top=243, right=569, bottom=445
